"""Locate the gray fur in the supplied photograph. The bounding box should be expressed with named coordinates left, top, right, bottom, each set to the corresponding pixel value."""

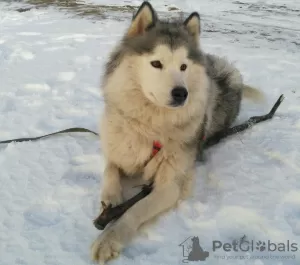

left=204, top=54, right=243, bottom=137
left=104, top=19, right=205, bottom=79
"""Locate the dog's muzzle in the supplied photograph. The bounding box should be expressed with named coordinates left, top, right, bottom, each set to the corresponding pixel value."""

left=170, top=86, right=188, bottom=106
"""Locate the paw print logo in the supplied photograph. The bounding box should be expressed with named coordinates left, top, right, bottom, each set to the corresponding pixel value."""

left=256, top=241, right=266, bottom=251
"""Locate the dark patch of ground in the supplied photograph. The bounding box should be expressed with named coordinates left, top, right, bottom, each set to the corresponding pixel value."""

left=8, top=0, right=299, bottom=53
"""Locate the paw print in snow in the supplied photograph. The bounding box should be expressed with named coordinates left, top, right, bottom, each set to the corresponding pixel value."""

left=256, top=241, right=266, bottom=251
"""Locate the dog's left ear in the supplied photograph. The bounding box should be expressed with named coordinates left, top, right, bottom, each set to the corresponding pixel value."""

left=126, top=1, right=157, bottom=38
left=183, top=12, right=201, bottom=44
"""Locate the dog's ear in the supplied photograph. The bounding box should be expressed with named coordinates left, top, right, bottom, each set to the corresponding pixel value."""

left=183, top=12, right=201, bottom=44
left=126, top=1, right=157, bottom=38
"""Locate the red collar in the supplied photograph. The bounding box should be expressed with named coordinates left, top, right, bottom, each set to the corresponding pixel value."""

left=151, top=140, right=162, bottom=157
left=151, top=135, right=206, bottom=158
left=149, top=114, right=207, bottom=159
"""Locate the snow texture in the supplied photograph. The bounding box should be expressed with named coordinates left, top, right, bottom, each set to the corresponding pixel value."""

left=0, top=0, right=300, bottom=265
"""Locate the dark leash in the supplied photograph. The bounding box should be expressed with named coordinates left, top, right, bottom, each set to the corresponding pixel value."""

left=203, top=94, right=285, bottom=149
left=0, top=127, right=98, bottom=144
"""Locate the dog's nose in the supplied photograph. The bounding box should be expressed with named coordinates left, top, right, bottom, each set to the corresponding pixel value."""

left=171, top=86, right=188, bottom=106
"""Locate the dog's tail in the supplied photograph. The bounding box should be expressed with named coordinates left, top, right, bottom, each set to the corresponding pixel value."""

left=241, top=84, right=265, bottom=103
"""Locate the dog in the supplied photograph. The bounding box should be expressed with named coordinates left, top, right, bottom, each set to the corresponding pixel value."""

left=91, top=1, right=263, bottom=263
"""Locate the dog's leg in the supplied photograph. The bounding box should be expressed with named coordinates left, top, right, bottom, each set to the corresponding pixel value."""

left=91, top=159, right=184, bottom=263
left=100, top=162, right=123, bottom=210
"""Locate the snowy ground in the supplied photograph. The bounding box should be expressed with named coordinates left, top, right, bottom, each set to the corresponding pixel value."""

left=0, top=1, right=300, bottom=265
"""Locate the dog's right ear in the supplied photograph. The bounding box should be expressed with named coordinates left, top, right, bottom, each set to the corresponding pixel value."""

left=183, top=12, right=201, bottom=45
left=126, top=1, right=157, bottom=38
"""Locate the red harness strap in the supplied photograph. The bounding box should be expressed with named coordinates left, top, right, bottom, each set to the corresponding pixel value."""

left=151, top=140, right=162, bottom=157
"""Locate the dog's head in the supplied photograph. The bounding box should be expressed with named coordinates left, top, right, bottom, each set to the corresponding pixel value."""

left=103, top=1, right=207, bottom=110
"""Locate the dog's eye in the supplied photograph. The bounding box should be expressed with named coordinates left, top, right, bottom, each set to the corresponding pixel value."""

left=151, top=60, right=163, bottom=69
left=180, top=64, right=187, bottom=71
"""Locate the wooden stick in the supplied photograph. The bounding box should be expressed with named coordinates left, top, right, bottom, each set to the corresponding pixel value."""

left=93, top=182, right=154, bottom=230
left=93, top=94, right=284, bottom=230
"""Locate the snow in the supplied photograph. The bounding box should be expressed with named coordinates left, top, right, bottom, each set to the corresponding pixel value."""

left=0, top=1, right=300, bottom=265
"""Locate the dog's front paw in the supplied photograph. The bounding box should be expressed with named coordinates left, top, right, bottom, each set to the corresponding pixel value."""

left=90, top=227, right=123, bottom=264
left=101, top=192, right=123, bottom=210
left=100, top=183, right=123, bottom=210
left=91, top=216, right=136, bottom=264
